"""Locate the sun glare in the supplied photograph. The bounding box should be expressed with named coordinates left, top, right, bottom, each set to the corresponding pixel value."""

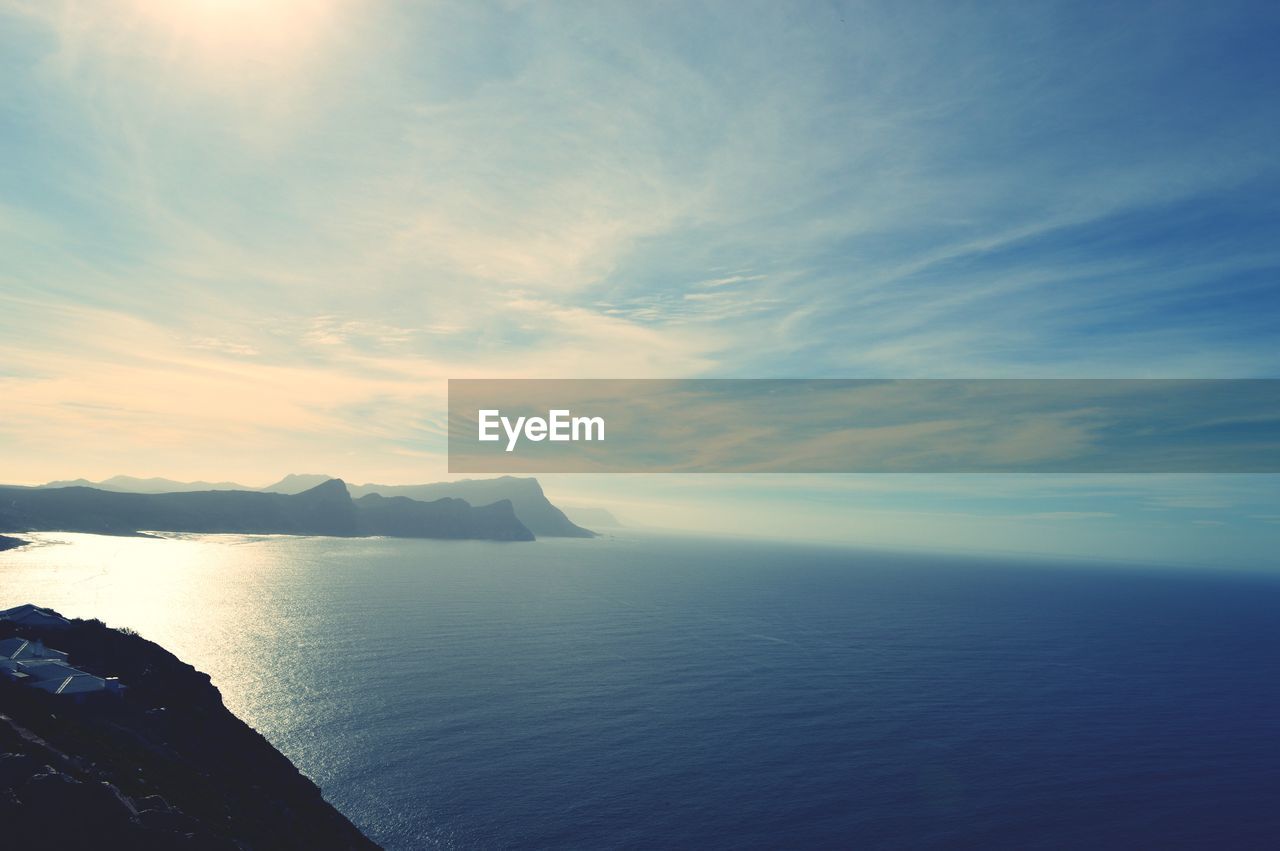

left=130, top=0, right=341, bottom=74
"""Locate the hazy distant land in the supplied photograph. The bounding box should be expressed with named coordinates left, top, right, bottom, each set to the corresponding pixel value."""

left=563, top=505, right=623, bottom=528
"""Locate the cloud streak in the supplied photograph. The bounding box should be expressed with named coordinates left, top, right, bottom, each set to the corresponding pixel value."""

left=1, top=1, right=1278, bottom=562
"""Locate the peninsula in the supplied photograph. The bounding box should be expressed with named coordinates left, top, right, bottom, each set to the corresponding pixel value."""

left=31, top=474, right=598, bottom=538
left=0, top=479, right=535, bottom=541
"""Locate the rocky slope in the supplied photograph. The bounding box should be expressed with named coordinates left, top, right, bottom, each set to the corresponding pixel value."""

left=0, top=613, right=379, bottom=849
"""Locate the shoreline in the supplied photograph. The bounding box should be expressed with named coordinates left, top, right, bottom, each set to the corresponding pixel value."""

left=0, top=534, right=29, bottom=552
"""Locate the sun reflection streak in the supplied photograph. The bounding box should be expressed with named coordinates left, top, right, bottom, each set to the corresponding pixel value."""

left=0, top=532, right=283, bottom=723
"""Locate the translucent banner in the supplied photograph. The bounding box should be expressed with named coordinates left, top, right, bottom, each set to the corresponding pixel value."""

left=448, top=379, right=1280, bottom=473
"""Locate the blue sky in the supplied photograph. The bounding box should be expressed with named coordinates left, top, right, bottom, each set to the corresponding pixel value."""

left=1, top=1, right=1278, bottom=563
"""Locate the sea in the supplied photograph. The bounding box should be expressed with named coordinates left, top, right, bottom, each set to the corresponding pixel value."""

left=2, top=531, right=1278, bottom=849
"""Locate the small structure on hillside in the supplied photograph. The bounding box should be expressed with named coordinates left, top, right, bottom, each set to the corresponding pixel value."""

left=0, top=604, right=72, bottom=629
left=0, top=636, right=70, bottom=663
left=0, top=606, right=125, bottom=702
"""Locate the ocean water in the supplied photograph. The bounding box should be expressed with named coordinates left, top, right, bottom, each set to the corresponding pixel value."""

left=2, top=531, right=1278, bottom=849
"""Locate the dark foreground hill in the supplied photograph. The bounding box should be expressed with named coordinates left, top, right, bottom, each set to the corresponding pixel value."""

left=0, top=612, right=379, bottom=850
left=0, top=479, right=534, bottom=541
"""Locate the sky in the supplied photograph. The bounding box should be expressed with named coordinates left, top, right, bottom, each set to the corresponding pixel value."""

left=2, top=1, right=1278, bottom=564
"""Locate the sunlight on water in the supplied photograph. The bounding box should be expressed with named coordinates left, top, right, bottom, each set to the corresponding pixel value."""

left=0, top=532, right=296, bottom=727
left=4, top=531, right=1279, bottom=849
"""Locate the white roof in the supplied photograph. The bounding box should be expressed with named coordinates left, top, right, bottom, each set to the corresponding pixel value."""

left=0, top=637, right=29, bottom=659
left=0, top=637, right=69, bottom=662
left=0, top=604, right=71, bottom=628
left=17, top=659, right=79, bottom=681
left=28, top=672, right=107, bottom=694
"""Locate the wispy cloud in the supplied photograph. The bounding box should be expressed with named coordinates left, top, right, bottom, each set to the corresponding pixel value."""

left=1, top=1, right=1278, bottom=562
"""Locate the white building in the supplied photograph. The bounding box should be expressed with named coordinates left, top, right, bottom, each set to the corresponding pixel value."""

left=0, top=606, right=125, bottom=701
left=0, top=604, right=72, bottom=629
left=0, top=636, right=70, bottom=663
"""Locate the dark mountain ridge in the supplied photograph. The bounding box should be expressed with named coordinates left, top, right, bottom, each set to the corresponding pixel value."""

left=0, top=480, right=533, bottom=541
left=347, top=477, right=595, bottom=538
left=31, top=474, right=596, bottom=537
left=355, top=493, right=533, bottom=540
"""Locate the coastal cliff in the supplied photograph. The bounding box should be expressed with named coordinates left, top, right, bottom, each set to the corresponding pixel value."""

left=0, top=479, right=534, bottom=542
left=28, top=474, right=594, bottom=539
left=0, top=612, right=379, bottom=849
left=349, top=477, right=595, bottom=538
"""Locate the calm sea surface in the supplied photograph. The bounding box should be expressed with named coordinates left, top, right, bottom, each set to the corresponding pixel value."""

left=2, top=531, right=1278, bottom=849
